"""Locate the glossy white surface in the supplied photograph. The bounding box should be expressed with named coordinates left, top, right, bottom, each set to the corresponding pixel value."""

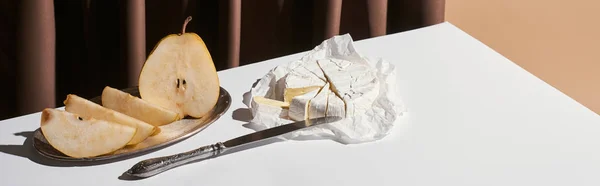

left=1, top=22, right=599, bottom=186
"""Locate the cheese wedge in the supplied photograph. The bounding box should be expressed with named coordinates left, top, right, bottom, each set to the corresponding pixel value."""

left=288, top=88, right=320, bottom=121
left=251, top=96, right=289, bottom=118
left=317, top=59, right=379, bottom=117
left=283, top=86, right=321, bottom=103
left=325, top=91, right=346, bottom=117
left=253, top=96, right=290, bottom=108
left=284, top=61, right=326, bottom=89
left=299, top=60, right=327, bottom=81
left=278, top=57, right=379, bottom=121
left=307, top=83, right=330, bottom=119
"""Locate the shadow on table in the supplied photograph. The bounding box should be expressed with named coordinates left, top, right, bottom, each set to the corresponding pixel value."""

left=120, top=90, right=287, bottom=180
left=118, top=128, right=286, bottom=181
left=232, top=108, right=253, bottom=123
left=232, top=93, right=340, bottom=143
left=2, top=124, right=288, bottom=181
left=232, top=90, right=340, bottom=142
left=0, top=131, right=80, bottom=167
left=0, top=130, right=156, bottom=167
left=233, top=88, right=267, bottom=130
left=0, top=131, right=75, bottom=166
left=121, top=113, right=339, bottom=180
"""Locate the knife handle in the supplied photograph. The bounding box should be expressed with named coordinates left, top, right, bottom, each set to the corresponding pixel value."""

left=125, top=142, right=226, bottom=178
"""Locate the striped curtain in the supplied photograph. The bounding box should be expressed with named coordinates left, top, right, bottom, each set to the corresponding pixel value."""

left=0, top=0, right=445, bottom=120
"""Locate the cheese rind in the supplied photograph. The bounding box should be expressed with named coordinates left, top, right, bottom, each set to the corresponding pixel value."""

left=247, top=34, right=402, bottom=145
left=326, top=91, right=345, bottom=118
left=300, top=60, right=327, bottom=81
left=308, top=83, right=330, bottom=119
left=284, top=60, right=326, bottom=90
left=284, top=58, right=379, bottom=120
left=288, top=88, right=320, bottom=121
left=317, top=59, right=379, bottom=117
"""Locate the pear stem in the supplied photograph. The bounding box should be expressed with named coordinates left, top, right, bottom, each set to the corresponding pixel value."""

left=181, top=16, right=192, bottom=35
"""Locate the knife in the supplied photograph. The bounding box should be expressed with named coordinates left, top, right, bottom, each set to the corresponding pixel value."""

left=124, top=116, right=343, bottom=178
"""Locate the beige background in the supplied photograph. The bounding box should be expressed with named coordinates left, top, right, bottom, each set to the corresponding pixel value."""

left=445, top=0, right=600, bottom=114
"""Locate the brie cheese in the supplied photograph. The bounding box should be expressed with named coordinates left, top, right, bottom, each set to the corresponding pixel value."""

left=284, top=86, right=321, bottom=103
left=284, top=60, right=326, bottom=89
left=253, top=96, right=289, bottom=108
left=325, top=91, right=345, bottom=118
left=300, top=60, right=327, bottom=81
left=317, top=59, right=379, bottom=117
left=251, top=96, right=288, bottom=118
left=288, top=88, right=320, bottom=121
left=307, top=83, right=330, bottom=119
left=247, top=34, right=403, bottom=145
left=284, top=58, right=379, bottom=120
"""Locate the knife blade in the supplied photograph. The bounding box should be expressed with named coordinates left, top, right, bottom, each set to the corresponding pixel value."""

left=124, top=116, right=343, bottom=178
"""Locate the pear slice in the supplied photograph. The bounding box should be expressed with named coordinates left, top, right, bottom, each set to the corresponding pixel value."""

left=138, top=16, right=220, bottom=119
left=40, top=108, right=136, bottom=158
left=102, top=86, right=181, bottom=126
left=64, top=94, right=156, bottom=145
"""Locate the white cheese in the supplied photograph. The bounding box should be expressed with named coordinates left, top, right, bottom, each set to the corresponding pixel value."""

left=283, top=86, right=321, bottom=103
left=250, top=96, right=288, bottom=118
left=247, top=34, right=403, bottom=145
left=253, top=96, right=289, bottom=108
left=299, top=60, right=326, bottom=81
left=325, top=91, right=345, bottom=118
left=284, top=60, right=326, bottom=89
left=288, top=88, right=320, bottom=121
left=317, top=59, right=380, bottom=117
left=284, top=58, right=379, bottom=120
left=308, top=83, right=330, bottom=119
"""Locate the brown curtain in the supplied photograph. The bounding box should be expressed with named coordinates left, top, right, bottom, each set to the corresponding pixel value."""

left=0, top=0, right=445, bottom=120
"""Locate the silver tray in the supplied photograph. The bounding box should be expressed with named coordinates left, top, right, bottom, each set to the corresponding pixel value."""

left=32, top=86, right=231, bottom=162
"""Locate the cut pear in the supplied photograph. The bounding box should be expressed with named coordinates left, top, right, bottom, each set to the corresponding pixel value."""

left=40, top=108, right=136, bottom=158
left=64, top=94, right=156, bottom=145
left=102, top=86, right=181, bottom=126
left=138, top=16, right=220, bottom=118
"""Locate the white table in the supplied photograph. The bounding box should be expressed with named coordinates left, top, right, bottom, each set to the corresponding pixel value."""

left=2, top=22, right=600, bottom=186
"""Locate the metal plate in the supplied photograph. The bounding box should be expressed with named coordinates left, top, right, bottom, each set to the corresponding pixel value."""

left=32, top=86, right=231, bottom=162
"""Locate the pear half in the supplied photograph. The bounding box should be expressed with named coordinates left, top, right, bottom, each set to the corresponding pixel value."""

left=102, top=86, right=181, bottom=126
left=40, top=108, right=137, bottom=158
left=64, top=94, right=156, bottom=145
left=138, top=16, right=220, bottom=118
